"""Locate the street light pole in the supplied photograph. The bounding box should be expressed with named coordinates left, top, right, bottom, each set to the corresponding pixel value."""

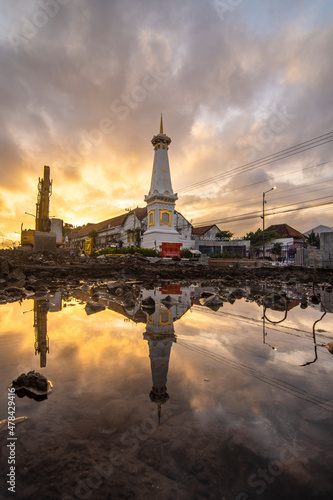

left=262, top=187, right=277, bottom=260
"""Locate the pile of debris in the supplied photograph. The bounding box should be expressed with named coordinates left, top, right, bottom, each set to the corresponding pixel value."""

left=1, top=249, right=333, bottom=306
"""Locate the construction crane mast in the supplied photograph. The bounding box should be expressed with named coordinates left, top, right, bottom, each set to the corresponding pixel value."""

left=21, top=165, right=64, bottom=250
left=35, top=165, right=52, bottom=232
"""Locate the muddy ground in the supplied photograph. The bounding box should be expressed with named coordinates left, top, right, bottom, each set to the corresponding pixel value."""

left=1, top=249, right=332, bottom=305
left=1, top=249, right=333, bottom=500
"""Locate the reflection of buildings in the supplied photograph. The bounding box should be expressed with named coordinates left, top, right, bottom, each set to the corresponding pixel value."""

left=33, top=292, right=62, bottom=367
left=70, top=284, right=193, bottom=417
left=142, top=286, right=192, bottom=420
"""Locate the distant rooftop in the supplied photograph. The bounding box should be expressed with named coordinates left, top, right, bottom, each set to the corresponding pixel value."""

left=74, top=207, right=148, bottom=238
left=192, top=224, right=218, bottom=236
left=266, top=223, right=304, bottom=239
left=304, top=225, right=333, bottom=236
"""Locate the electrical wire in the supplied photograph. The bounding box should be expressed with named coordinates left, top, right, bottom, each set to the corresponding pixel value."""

left=193, top=197, right=333, bottom=227
left=183, top=182, right=333, bottom=216
left=177, top=160, right=333, bottom=207
left=177, top=340, right=333, bottom=411
left=178, top=134, right=333, bottom=193
left=177, top=132, right=333, bottom=194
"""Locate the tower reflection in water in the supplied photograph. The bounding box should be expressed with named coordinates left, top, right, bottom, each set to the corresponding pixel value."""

left=33, top=292, right=62, bottom=367
left=142, top=285, right=192, bottom=421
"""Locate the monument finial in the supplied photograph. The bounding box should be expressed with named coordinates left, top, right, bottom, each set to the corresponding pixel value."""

left=160, top=113, right=163, bottom=134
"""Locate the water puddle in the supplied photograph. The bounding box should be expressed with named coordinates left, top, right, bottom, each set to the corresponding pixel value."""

left=0, top=283, right=333, bottom=499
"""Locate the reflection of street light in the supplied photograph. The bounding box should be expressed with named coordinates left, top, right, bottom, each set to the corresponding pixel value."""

left=262, top=187, right=277, bottom=260
left=262, top=315, right=278, bottom=350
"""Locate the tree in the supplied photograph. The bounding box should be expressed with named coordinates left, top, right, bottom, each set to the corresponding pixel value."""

left=63, top=222, right=74, bottom=237
left=216, top=230, right=234, bottom=239
left=271, top=242, right=282, bottom=259
left=243, top=228, right=278, bottom=247
left=307, top=230, right=320, bottom=249
left=88, top=229, right=97, bottom=239
left=87, top=229, right=98, bottom=249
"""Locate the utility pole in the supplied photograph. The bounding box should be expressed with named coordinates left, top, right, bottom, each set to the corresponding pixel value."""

left=262, top=187, right=277, bottom=260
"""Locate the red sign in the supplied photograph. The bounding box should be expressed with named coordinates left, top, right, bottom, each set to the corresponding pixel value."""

left=160, top=242, right=182, bottom=258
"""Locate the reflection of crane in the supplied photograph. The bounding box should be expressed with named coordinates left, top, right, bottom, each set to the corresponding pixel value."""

left=35, top=165, right=52, bottom=232
left=34, top=300, right=49, bottom=368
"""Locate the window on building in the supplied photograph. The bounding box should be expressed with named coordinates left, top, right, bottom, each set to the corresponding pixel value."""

left=159, top=310, right=171, bottom=325
left=160, top=210, right=171, bottom=226
left=148, top=210, right=155, bottom=226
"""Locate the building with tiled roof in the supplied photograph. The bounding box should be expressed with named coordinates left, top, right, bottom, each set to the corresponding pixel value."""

left=263, top=223, right=305, bottom=263
left=69, top=206, right=194, bottom=252
left=192, top=225, right=218, bottom=236
left=191, top=224, right=250, bottom=256
left=265, top=224, right=304, bottom=239
left=191, top=224, right=222, bottom=254
left=74, top=223, right=95, bottom=238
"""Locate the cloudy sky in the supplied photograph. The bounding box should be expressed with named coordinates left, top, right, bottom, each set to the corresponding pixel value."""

left=0, top=0, right=332, bottom=244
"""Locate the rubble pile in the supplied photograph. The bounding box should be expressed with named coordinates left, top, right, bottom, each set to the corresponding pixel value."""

left=0, top=249, right=332, bottom=306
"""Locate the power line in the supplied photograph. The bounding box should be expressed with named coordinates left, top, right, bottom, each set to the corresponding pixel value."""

left=190, top=183, right=333, bottom=216
left=200, top=203, right=333, bottom=228
left=195, top=194, right=333, bottom=225
left=177, top=131, right=333, bottom=194
left=178, top=160, right=333, bottom=207
left=193, top=196, right=333, bottom=227
left=178, top=339, right=333, bottom=412
left=178, top=132, right=333, bottom=193
left=182, top=180, right=333, bottom=217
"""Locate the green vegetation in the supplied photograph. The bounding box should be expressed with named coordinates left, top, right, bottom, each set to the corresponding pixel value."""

left=95, top=246, right=159, bottom=257
left=271, top=242, right=282, bottom=257
left=180, top=248, right=193, bottom=258
left=88, top=229, right=98, bottom=239
left=307, top=230, right=320, bottom=248
left=243, top=228, right=278, bottom=246
left=63, top=222, right=74, bottom=237
left=216, top=230, right=234, bottom=239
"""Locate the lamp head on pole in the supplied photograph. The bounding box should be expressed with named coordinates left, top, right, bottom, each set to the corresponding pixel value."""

left=264, top=186, right=277, bottom=196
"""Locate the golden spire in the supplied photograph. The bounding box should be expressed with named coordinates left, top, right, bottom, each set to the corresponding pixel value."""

left=160, top=113, right=163, bottom=134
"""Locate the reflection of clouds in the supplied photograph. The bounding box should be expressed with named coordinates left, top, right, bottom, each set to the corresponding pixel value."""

left=0, top=289, right=332, bottom=484
left=171, top=298, right=333, bottom=445
left=0, top=300, right=150, bottom=404
left=2, top=289, right=333, bottom=499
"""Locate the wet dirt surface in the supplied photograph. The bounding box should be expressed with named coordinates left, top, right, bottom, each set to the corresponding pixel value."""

left=1, top=250, right=333, bottom=500
left=1, top=249, right=332, bottom=306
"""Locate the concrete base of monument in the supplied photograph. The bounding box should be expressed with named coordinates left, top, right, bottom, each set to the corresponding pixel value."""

left=141, top=228, right=180, bottom=250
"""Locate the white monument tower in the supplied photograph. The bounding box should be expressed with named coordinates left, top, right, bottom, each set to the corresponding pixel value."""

left=142, top=115, right=180, bottom=250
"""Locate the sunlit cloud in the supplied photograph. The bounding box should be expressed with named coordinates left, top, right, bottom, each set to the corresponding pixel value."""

left=0, top=0, right=332, bottom=238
